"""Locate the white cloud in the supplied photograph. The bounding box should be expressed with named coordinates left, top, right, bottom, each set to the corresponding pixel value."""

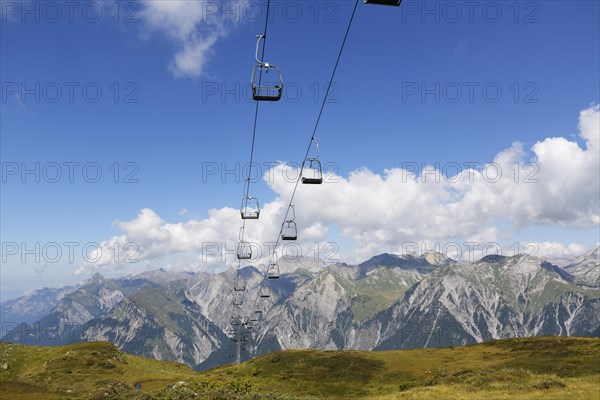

left=139, top=0, right=239, bottom=79
left=78, top=105, right=600, bottom=275
left=532, top=242, right=588, bottom=259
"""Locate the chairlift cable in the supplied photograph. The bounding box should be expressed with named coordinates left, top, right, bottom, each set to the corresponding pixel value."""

left=230, top=0, right=273, bottom=362
left=241, top=0, right=272, bottom=240
left=247, top=0, right=360, bottom=321
left=270, top=0, right=360, bottom=261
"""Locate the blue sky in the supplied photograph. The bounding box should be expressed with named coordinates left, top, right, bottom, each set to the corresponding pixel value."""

left=1, top=0, right=599, bottom=299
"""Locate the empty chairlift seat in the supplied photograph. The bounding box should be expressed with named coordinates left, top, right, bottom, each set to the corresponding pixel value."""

left=232, top=295, right=243, bottom=306
left=281, top=205, right=298, bottom=240
left=241, top=196, right=260, bottom=220
left=254, top=292, right=270, bottom=317
left=251, top=35, right=283, bottom=101
left=281, top=221, right=297, bottom=240
left=237, top=241, right=252, bottom=260
left=267, top=263, right=280, bottom=280
left=237, top=227, right=252, bottom=260
left=234, top=270, right=246, bottom=292
left=301, top=138, right=324, bottom=184
left=258, top=282, right=271, bottom=298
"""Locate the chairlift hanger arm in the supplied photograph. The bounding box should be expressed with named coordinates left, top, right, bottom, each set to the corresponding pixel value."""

left=255, top=34, right=267, bottom=64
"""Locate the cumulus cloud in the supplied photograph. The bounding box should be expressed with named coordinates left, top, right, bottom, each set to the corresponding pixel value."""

left=532, top=242, right=588, bottom=259
left=139, top=0, right=241, bottom=79
left=78, top=105, right=600, bottom=275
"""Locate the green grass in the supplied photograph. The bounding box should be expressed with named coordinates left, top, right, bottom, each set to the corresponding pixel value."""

left=0, top=341, right=198, bottom=399
left=351, top=268, right=418, bottom=321
left=1, top=337, right=599, bottom=399
left=204, top=336, right=600, bottom=399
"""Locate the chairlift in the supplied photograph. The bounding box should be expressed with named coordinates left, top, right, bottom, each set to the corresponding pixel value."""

left=234, top=272, right=246, bottom=292
left=267, top=263, right=280, bottom=280
left=237, top=227, right=252, bottom=260
left=301, top=138, right=323, bottom=185
left=282, top=221, right=298, bottom=240
left=251, top=35, right=283, bottom=101
left=237, top=242, right=252, bottom=260
left=258, top=282, right=271, bottom=298
left=241, top=196, right=260, bottom=220
left=281, top=205, right=298, bottom=241
left=364, top=0, right=402, bottom=6
left=232, top=295, right=243, bottom=306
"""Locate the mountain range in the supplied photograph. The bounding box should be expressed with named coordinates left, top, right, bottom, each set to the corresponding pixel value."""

left=1, top=248, right=598, bottom=370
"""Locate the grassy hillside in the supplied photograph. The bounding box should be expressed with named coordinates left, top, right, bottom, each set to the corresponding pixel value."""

left=0, top=341, right=198, bottom=399
left=1, top=337, right=599, bottom=399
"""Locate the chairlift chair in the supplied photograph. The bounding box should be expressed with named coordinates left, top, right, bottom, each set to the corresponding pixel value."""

left=267, top=263, right=280, bottom=280
left=281, top=205, right=298, bottom=240
left=258, top=282, right=271, bottom=298
left=237, top=227, right=252, bottom=260
left=281, top=220, right=298, bottom=241
left=237, top=241, right=252, bottom=260
left=234, top=274, right=246, bottom=292
left=232, top=295, right=243, bottom=306
left=241, top=196, right=260, bottom=220
left=301, top=138, right=323, bottom=184
left=364, top=0, right=402, bottom=5
left=301, top=158, right=323, bottom=184
left=251, top=35, right=283, bottom=101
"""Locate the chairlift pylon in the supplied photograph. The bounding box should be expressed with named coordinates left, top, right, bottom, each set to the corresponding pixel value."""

left=251, top=34, right=283, bottom=101
left=301, top=138, right=323, bottom=185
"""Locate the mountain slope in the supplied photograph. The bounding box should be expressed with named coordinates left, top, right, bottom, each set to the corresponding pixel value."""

left=81, top=286, right=225, bottom=369
left=564, top=247, right=600, bottom=286
left=0, top=286, right=76, bottom=326
left=2, top=249, right=599, bottom=372
left=2, top=275, right=125, bottom=346
left=1, top=337, right=598, bottom=399
left=372, top=255, right=599, bottom=351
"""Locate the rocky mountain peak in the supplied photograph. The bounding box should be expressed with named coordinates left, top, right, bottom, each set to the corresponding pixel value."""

left=88, top=273, right=107, bottom=285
